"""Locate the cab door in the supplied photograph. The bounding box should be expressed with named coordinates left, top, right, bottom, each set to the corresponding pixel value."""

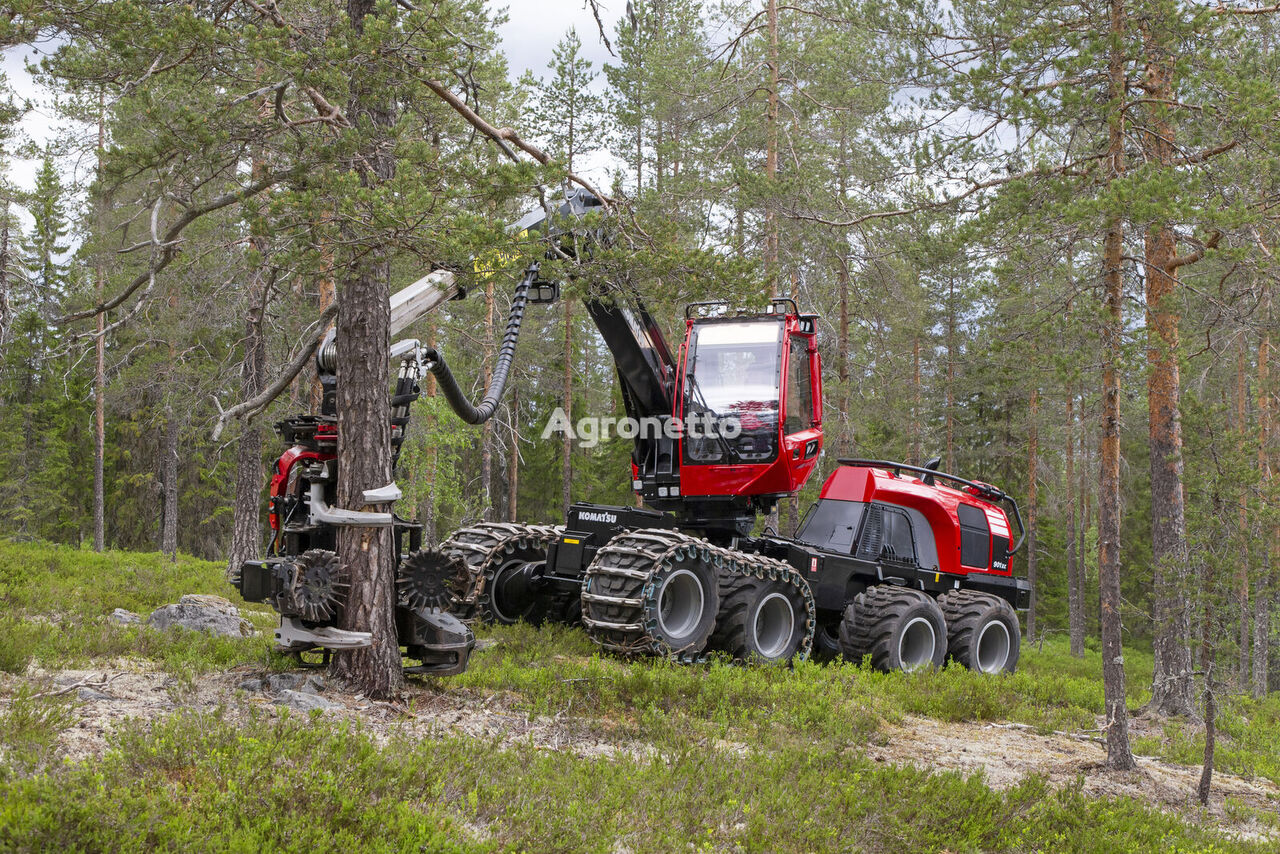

left=780, top=321, right=823, bottom=489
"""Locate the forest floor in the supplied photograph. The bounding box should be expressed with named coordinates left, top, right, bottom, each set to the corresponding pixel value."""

left=2, top=540, right=1278, bottom=851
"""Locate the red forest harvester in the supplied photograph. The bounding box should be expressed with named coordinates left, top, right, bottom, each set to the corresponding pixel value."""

left=232, top=188, right=1032, bottom=676
left=417, top=190, right=1032, bottom=673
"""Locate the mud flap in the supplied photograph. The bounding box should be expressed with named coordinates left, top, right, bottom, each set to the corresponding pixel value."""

left=398, top=606, right=475, bottom=676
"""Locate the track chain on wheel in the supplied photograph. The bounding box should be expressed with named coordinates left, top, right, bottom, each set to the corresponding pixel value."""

left=435, top=522, right=563, bottom=623
left=581, top=529, right=815, bottom=661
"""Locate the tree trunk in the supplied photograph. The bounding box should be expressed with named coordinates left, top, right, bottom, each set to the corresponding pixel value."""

left=946, top=277, right=956, bottom=473
left=329, top=0, right=403, bottom=699
left=227, top=265, right=269, bottom=577
left=1198, top=661, right=1216, bottom=806
left=764, top=0, right=779, bottom=292
left=0, top=200, right=11, bottom=348
left=562, top=297, right=573, bottom=515
left=1099, top=0, right=1136, bottom=769
left=1144, top=218, right=1196, bottom=717
left=1236, top=341, right=1251, bottom=682
left=161, top=410, right=179, bottom=559
left=423, top=317, right=438, bottom=542
left=93, top=94, right=107, bottom=552
left=1140, top=42, right=1196, bottom=716
left=1026, top=384, right=1038, bottom=641
left=227, top=91, right=272, bottom=578
left=1067, top=392, right=1084, bottom=657
left=481, top=274, right=495, bottom=521
left=1255, top=280, right=1273, bottom=699
left=508, top=384, right=519, bottom=521
left=912, top=336, right=922, bottom=465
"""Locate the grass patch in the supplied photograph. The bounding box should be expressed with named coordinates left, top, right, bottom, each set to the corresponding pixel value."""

left=452, top=623, right=1279, bottom=786
left=1, top=709, right=1264, bottom=853
left=0, top=686, right=76, bottom=779
left=0, top=539, right=278, bottom=676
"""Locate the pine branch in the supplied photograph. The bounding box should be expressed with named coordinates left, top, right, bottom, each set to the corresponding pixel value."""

left=57, top=168, right=297, bottom=325
left=210, top=302, right=338, bottom=440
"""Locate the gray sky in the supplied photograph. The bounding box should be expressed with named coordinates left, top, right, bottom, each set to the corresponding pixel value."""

left=1, top=0, right=625, bottom=198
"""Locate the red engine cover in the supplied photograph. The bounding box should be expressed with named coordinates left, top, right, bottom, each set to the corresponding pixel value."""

left=819, top=464, right=1014, bottom=577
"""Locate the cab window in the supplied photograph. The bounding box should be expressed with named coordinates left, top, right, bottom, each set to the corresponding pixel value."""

left=957, top=504, right=991, bottom=568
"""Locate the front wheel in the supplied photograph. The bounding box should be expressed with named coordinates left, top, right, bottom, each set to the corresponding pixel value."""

left=838, top=586, right=947, bottom=673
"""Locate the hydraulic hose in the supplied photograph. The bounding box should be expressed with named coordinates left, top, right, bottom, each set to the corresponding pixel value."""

left=424, top=263, right=536, bottom=425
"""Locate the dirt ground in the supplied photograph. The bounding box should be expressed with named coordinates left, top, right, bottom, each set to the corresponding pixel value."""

left=865, top=714, right=1279, bottom=842
left=7, top=662, right=1278, bottom=843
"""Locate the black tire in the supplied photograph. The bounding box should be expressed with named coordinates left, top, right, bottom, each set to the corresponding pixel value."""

left=436, top=523, right=560, bottom=625
left=938, top=589, right=1021, bottom=674
left=838, top=585, right=947, bottom=672
left=810, top=619, right=843, bottom=663
left=646, top=558, right=719, bottom=654
left=484, top=552, right=549, bottom=626
left=711, top=576, right=808, bottom=664
left=582, top=530, right=720, bottom=657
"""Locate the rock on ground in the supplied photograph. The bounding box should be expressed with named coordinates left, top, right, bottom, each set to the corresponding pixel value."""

left=147, top=598, right=251, bottom=638
left=274, top=689, right=338, bottom=712
left=109, top=609, right=142, bottom=626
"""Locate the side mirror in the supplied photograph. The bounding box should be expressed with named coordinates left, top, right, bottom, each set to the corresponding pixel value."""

left=528, top=281, right=559, bottom=304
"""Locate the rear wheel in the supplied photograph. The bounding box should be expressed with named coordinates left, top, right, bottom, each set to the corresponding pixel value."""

left=938, top=589, right=1021, bottom=674
left=711, top=576, right=807, bottom=664
left=838, top=585, right=947, bottom=673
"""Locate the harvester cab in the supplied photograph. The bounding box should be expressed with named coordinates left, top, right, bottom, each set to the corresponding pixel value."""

left=670, top=299, right=823, bottom=513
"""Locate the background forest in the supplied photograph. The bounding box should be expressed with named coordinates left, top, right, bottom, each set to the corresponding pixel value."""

left=0, top=0, right=1276, bottom=707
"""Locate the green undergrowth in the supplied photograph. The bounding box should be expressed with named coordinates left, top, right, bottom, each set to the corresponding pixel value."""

left=453, top=623, right=1279, bottom=787
left=0, top=539, right=278, bottom=676
left=0, top=708, right=1263, bottom=853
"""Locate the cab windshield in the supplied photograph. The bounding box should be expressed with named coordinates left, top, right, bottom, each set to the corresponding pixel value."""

left=683, top=320, right=782, bottom=463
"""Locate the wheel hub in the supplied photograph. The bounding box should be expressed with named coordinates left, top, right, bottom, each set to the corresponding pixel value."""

left=657, top=569, right=705, bottom=641
left=897, top=616, right=936, bottom=672
left=975, top=620, right=1011, bottom=673
left=753, top=592, right=795, bottom=659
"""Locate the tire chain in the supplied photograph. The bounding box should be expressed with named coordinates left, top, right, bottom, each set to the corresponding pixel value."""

left=436, top=522, right=563, bottom=622
left=581, top=528, right=816, bottom=660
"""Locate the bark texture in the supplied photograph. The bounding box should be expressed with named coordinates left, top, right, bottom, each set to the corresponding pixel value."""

left=161, top=411, right=179, bottom=558
left=1099, top=0, right=1135, bottom=769
left=329, top=0, right=403, bottom=699
left=1026, top=384, right=1039, bottom=640
left=227, top=266, right=268, bottom=577
left=1255, top=282, right=1273, bottom=699
left=562, top=297, right=573, bottom=515
left=1067, top=392, right=1084, bottom=657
